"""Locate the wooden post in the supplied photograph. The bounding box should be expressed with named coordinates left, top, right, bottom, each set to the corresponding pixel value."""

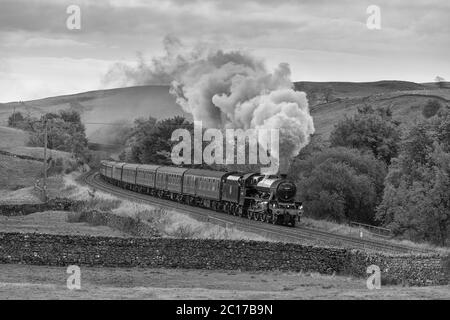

left=43, top=118, right=48, bottom=201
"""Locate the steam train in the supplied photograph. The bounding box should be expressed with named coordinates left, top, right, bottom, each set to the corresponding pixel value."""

left=99, top=161, right=303, bottom=226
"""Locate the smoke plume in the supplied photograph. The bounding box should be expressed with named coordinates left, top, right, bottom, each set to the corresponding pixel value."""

left=103, top=36, right=315, bottom=173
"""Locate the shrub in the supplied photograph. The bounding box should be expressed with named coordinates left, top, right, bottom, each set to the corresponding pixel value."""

left=66, top=211, right=83, bottom=223
left=295, top=147, right=387, bottom=224
left=53, top=158, right=64, bottom=175
left=170, top=225, right=197, bottom=239
left=422, top=100, right=442, bottom=119
left=8, top=112, right=25, bottom=127
left=377, top=114, right=450, bottom=246
left=330, top=105, right=401, bottom=164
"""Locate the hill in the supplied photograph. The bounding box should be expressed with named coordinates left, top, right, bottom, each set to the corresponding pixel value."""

left=1, top=81, right=449, bottom=143
left=0, top=126, right=29, bottom=149
left=294, top=80, right=425, bottom=99
left=0, top=126, right=73, bottom=192
left=0, top=153, right=43, bottom=190
left=0, top=85, right=190, bottom=143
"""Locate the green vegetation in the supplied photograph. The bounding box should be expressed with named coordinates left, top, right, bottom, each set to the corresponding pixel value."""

left=28, top=110, right=88, bottom=156
left=7, top=110, right=88, bottom=157
left=295, top=103, right=450, bottom=246
left=330, top=105, right=401, bottom=164
left=422, top=100, right=442, bottom=119
left=120, top=116, right=193, bottom=165
left=5, top=110, right=105, bottom=170
left=7, top=111, right=25, bottom=127
left=292, top=147, right=386, bottom=224
left=377, top=109, right=450, bottom=246
left=0, top=154, right=42, bottom=190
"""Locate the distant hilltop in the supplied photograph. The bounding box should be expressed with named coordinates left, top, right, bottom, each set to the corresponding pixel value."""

left=1, top=80, right=448, bottom=144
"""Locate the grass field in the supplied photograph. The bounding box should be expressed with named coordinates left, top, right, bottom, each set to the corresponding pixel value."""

left=0, top=125, right=71, bottom=160
left=0, top=211, right=129, bottom=237
left=0, top=264, right=448, bottom=300
left=0, top=126, right=28, bottom=149
left=0, top=187, right=42, bottom=204
left=0, top=154, right=42, bottom=190
left=0, top=126, right=74, bottom=193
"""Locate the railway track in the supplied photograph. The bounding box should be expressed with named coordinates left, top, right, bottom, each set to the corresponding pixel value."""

left=84, top=171, right=431, bottom=255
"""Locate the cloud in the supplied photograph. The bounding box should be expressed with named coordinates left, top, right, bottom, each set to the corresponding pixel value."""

left=0, top=0, right=448, bottom=101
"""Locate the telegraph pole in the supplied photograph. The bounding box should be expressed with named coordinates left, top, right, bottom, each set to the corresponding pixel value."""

left=43, top=118, right=48, bottom=201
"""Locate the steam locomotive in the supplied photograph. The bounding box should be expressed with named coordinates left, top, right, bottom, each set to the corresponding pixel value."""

left=99, top=161, right=303, bottom=226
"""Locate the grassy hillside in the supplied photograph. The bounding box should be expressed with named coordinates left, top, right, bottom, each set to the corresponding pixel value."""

left=0, top=126, right=71, bottom=160
left=0, top=126, right=73, bottom=191
left=0, top=86, right=190, bottom=143
left=294, top=80, right=425, bottom=99
left=311, top=89, right=450, bottom=138
left=1, top=81, right=449, bottom=144
left=0, top=126, right=29, bottom=149
left=0, top=154, right=43, bottom=189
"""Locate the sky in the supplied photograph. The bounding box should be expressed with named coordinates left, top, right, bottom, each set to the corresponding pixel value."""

left=0, top=0, right=449, bottom=102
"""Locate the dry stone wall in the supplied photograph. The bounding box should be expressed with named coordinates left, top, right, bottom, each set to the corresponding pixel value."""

left=0, top=232, right=447, bottom=286
left=0, top=198, right=80, bottom=216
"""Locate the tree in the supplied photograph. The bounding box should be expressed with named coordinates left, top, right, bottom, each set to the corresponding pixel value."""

left=126, top=116, right=193, bottom=165
left=330, top=105, right=401, bottom=164
left=434, top=108, right=450, bottom=151
left=294, top=147, right=387, bottom=224
left=435, top=76, right=446, bottom=89
left=7, top=111, right=24, bottom=127
left=422, top=100, right=442, bottom=119
left=377, top=145, right=450, bottom=245
left=377, top=113, right=450, bottom=246
left=27, top=110, right=88, bottom=157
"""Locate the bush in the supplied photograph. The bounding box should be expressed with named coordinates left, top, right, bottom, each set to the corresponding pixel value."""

left=76, top=198, right=121, bottom=213
left=330, top=105, right=401, bottom=164
left=294, top=147, right=387, bottom=224
left=377, top=114, right=450, bottom=246
left=422, top=100, right=442, bottom=119
left=8, top=112, right=25, bottom=127
left=52, top=158, right=64, bottom=175
left=88, top=211, right=108, bottom=226
left=171, top=225, right=197, bottom=239
left=66, top=211, right=83, bottom=223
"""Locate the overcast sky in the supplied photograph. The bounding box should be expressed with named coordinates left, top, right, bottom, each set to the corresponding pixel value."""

left=0, top=0, right=449, bottom=102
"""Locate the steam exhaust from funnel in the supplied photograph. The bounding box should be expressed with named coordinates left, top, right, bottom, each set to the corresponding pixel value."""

left=103, top=36, right=315, bottom=173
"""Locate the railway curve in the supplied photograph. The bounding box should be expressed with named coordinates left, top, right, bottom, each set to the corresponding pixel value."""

left=84, top=171, right=432, bottom=255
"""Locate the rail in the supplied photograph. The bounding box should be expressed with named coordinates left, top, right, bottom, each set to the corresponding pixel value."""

left=84, top=171, right=433, bottom=254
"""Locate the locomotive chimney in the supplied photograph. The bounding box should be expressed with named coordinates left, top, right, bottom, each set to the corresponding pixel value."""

left=278, top=157, right=290, bottom=179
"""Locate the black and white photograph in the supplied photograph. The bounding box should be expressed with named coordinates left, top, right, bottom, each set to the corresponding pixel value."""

left=0, top=0, right=449, bottom=304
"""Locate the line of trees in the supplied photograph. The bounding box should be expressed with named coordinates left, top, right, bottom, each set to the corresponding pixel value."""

left=290, top=100, right=449, bottom=245
left=8, top=110, right=88, bottom=159
left=119, top=116, right=193, bottom=165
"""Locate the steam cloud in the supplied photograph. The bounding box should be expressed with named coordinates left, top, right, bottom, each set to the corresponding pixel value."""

left=103, top=36, right=315, bottom=172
